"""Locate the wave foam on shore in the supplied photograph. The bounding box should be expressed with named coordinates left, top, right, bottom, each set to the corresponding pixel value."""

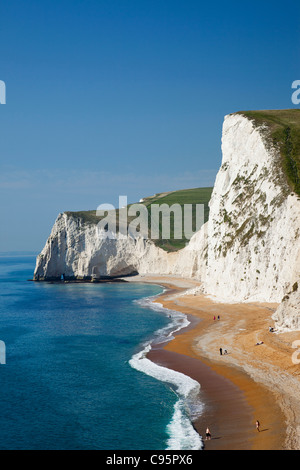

left=129, top=295, right=204, bottom=451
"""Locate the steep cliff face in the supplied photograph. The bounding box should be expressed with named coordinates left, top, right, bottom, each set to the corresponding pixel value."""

left=34, top=212, right=177, bottom=281
left=34, top=111, right=300, bottom=329
left=273, top=287, right=300, bottom=331
left=184, top=113, right=300, bottom=303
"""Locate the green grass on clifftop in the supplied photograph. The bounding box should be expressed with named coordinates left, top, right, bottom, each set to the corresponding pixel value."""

left=237, top=109, right=300, bottom=196
left=66, top=187, right=213, bottom=252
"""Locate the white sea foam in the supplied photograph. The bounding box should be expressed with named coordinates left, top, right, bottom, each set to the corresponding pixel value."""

left=166, top=400, right=203, bottom=450
left=134, top=295, right=190, bottom=345
left=129, top=345, right=203, bottom=450
left=130, top=294, right=204, bottom=451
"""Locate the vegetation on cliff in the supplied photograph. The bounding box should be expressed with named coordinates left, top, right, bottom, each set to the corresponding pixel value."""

left=66, top=187, right=213, bottom=252
left=237, top=109, right=300, bottom=196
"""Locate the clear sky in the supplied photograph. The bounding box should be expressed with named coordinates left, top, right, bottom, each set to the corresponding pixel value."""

left=0, top=0, right=299, bottom=252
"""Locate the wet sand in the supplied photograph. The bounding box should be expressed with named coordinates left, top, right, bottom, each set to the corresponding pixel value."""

left=125, top=275, right=300, bottom=450
left=148, top=346, right=257, bottom=450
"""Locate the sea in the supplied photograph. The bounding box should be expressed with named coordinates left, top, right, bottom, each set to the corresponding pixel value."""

left=0, top=255, right=203, bottom=450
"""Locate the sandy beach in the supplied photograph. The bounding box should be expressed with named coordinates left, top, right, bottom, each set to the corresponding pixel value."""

left=124, top=274, right=300, bottom=450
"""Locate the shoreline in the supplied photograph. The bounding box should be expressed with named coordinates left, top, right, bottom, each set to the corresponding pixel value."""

left=125, top=275, right=300, bottom=450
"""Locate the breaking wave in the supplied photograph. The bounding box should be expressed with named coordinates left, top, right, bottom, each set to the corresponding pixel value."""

left=130, top=294, right=204, bottom=450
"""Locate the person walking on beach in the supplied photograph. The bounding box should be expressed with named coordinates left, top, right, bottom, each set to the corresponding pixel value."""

left=220, top=348, right=223, bottom=356
left=256, top=420, right=260, bottom=432
left=205, top=427, right=211, bottom=440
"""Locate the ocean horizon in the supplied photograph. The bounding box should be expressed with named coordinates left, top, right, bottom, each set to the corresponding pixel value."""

left=0, top=255, right=203, bottom=450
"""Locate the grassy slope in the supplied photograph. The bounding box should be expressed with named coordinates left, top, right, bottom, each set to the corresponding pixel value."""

left=142, top=187, right=213, bottom=251
left=236, top=109, right=300, bottom=196
left=66, top=187, right=213, bottom=252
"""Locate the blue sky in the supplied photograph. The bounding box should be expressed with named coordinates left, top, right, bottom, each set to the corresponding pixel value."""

left=0, top=0, right=299, bottom=251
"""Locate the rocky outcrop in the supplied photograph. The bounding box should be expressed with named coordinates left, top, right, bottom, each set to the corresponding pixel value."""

left=273, top=285, right=300, bottom=331
left=34, top=112, right=300, bottom=330
left=34, top=213, right=177, bottom=281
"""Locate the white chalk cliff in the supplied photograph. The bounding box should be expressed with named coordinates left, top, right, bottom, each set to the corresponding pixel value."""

left=34, top=113, right=300, bottom=330
left=34, top=217, right=177, bottom=280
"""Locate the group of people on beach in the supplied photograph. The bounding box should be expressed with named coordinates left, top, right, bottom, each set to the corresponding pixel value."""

left=219, top=347, right=228, bottom=355
left=213, top=315, right=228, bottom=355
left=205, top=420, right=261, bottom=443
left=206, top=313, right=263, bottom=445
left=255, top=326, right=275, bottom=346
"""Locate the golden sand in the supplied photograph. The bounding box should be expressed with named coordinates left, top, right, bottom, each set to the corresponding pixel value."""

left=127, top=275, right=300, bottom=450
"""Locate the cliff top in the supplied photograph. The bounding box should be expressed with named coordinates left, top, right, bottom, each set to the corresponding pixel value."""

left=235, top=109, right=300, bottom=196
left=66, top=186, right=213, bottom=252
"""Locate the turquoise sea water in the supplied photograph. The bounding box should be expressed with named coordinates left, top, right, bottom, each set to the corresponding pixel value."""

left=0, top=256, right=203, bottom=450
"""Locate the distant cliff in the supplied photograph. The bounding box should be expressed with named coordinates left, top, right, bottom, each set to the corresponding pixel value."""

left=33, top=187, right=212, bottom=281
left=34, top=110, right=300, bottom=331
left=34, top=214, right=177, bottom=281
